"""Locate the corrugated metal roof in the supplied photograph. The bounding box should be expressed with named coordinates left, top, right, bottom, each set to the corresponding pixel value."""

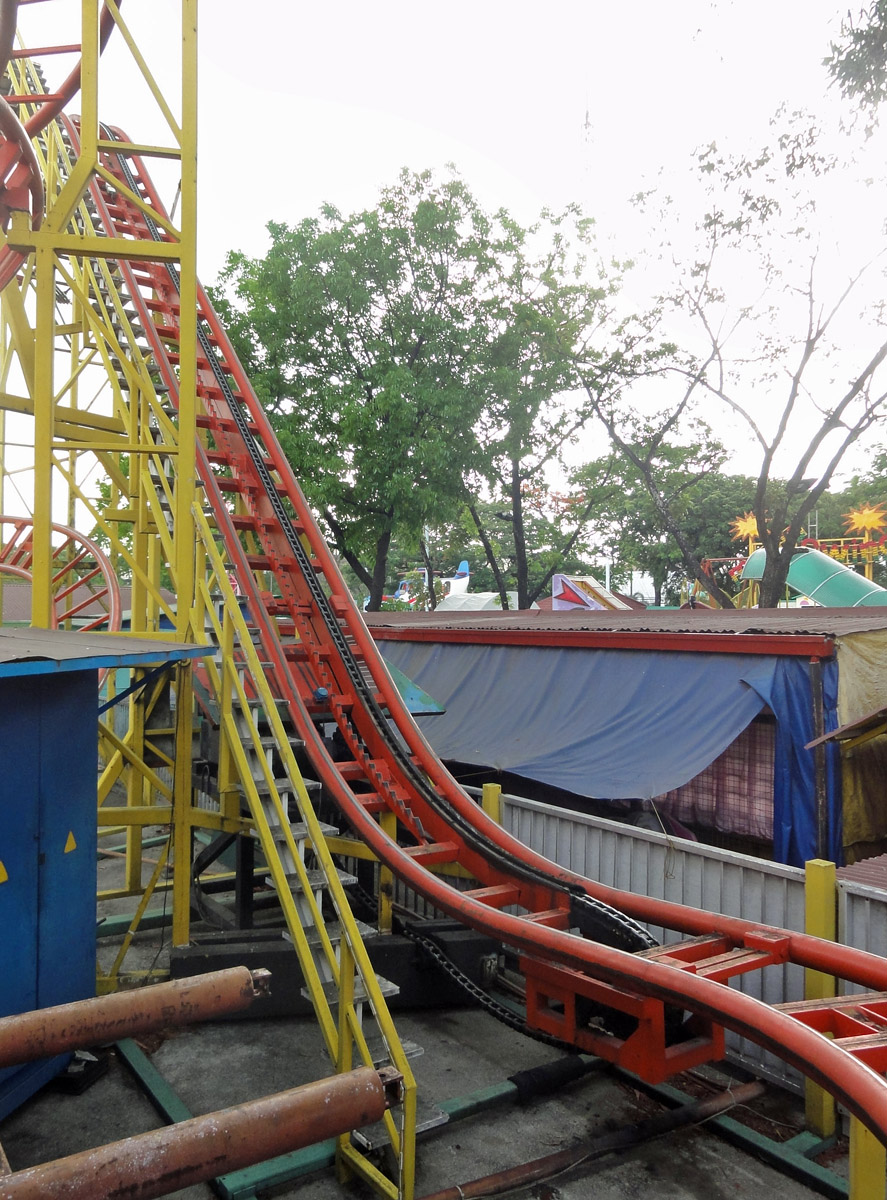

left=365, top=606, right=887, bottom=637
left=0, top=627, right=205, bottom=675
left=837, top=853, right=887, bottom=889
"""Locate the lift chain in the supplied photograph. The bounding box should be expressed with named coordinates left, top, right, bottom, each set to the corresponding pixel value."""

left=402, top=924, right=575, bottom=1052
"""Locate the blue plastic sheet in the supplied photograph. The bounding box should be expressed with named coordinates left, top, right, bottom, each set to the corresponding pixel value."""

left=380, top=641, right=841, bottom=866
left=742, top=657, right=842, bottom=865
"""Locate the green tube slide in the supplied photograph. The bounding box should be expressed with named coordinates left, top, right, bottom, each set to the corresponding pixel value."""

left=742, top=545, right=887, bottom=606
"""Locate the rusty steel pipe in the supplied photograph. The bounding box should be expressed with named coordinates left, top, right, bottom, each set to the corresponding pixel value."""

left=1, top=1066, right=401, bottom=1200
left=0, top=967, right=270, bottom=1069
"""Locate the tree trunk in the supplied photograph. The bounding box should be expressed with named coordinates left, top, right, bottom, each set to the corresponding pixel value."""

left=757, top=545, right=793, bottom=608
left=511, top=459, right=528, bottom=611
left=366, top=527, right=393, bottom=611
left=321, top=508, right=372, bottom=595
left=467, top=502, right=511, bottom=608
left=419, top=539, right=436, bottom=611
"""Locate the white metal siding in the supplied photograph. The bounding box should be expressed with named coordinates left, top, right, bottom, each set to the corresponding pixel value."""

left=839, top=879, right=887, bottom=997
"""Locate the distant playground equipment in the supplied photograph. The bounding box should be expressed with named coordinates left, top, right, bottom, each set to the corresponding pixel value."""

left=685, top=505, right=887, bottom=608
left=368, top=559, right=470, bottom=609
left=551, top=573, right=632, bottom=611
left=742, top=544, right=887, bottom=607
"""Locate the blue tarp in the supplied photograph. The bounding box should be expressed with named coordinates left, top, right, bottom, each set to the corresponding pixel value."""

left=379, top=642, right=841, bottom=866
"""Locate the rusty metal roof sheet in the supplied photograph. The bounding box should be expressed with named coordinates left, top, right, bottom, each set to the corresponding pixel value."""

left=364, top=607, right=887, bottom=637
left=837, top=853, right=887, bottom=889
left=807, top=706, right=887, bottom=750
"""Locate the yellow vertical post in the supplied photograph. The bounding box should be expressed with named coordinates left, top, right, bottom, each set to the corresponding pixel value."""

left=217, top=609, right=239, bottom=824
left=335, top=935, right=355, bottom=1185
left=849, top=1118, right=887, bottom=1200
left=482, top=782, right=503, bottom=824
left=124, top=671, right=146, bottom=896
left=171, top=660, right=193, bottom=946
left=804, top=858, right=837, bottom=1138
left=378, top=811, right=396, bottom=933
left=30, top=248, right=55, bottom=628
left=168, top=0, right=198, bottom=950
left=174, top=0, right=198, bottom=643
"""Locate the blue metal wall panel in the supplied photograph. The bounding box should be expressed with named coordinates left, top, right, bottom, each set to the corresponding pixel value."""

left=0, top=677, right=41, bottom=1016
left=0, top=677, right=43, bottom=1111
left=0, top=672, right=97, bottom=1118
left=37, top=671, right=97, bottom=1008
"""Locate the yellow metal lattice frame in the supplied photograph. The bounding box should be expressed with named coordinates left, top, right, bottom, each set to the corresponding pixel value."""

left=0, top=8, right=416, bottom=1196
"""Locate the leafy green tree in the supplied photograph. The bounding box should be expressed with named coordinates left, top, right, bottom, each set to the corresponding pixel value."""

left=814, top=448, right=887, bottom=585
left=210, top=169, right=495, bottom=608
left=574, top=451, right=764, bottom=606
left=462, top=208, right=673, bottom=609
left=825, top=2, right=887, bottom=114
left=213, top=175, right=659, bottom=611
left=438, top=498, right=605, bottom=603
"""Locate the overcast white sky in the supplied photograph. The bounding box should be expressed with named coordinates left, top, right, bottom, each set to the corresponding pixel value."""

left=67, top=0, right=851, bottom=280
left=17, top=1, right=881, bottom=489
left=17, top=2, right=858, bottom=288
left=192, top=2, right=853, bottom=280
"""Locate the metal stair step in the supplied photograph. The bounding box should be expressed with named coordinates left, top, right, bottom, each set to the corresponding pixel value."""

left=268, top=867, right=358, bottom=891
left=363, top=1036, right=425, bottom=1067
left=302, top=973, right=400, bottom=1006
left=283, top=917, right=379, bottom=949
left=250, top=774, right=321, bottom=797
left=352, top=1096, right=448, bottom=1151
left=268, top=819, right=338, bottom=842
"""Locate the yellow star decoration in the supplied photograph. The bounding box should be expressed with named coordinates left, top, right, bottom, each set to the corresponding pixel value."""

left=730, top=512, right=758, bottom=541
left=843, top=504, right=887, bottom=538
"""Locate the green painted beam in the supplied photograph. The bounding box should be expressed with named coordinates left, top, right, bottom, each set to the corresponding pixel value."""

left=214, top=1142, right=337, bottom=1200
left=623, top=1074, right=847, bottom=1200
left=115, top=1037, right=193, bottom=1125
left=98, top=910, right=171, bottom=938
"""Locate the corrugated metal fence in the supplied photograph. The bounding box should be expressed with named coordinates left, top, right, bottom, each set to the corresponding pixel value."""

left=501, top=793, right=887, bottom=1090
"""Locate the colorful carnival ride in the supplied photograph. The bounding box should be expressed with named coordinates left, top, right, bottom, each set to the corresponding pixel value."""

left=0, top=8, right=886, bottom=1198
left=685, top=507, right=887, bottom=609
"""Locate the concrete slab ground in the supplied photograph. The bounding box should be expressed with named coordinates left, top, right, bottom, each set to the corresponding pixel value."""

left=0, top=834, right=854, bottom=1198
left=0, top=1001, right=850, bottom=1200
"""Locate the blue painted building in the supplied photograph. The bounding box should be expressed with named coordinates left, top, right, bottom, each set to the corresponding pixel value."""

left=0, top=628, right=204, bottom=1118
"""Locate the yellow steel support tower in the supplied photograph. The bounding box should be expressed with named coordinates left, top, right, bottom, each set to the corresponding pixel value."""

left=0, top=8, right=415, bottom=1196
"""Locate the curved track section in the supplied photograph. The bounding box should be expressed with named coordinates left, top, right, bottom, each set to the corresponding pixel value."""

left=66, top=127, right=887, bottom=1146
left=0, top=516, right=121, bottom=631
left=0, top=2, right=119, bottom=288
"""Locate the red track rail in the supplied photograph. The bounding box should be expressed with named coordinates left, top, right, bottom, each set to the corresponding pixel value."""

left=0, top=3, right=120, bottom=288
left=74, top=125, right=887, bottom=1145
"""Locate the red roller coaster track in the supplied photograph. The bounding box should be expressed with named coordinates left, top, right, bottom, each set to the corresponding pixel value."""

left=48, top=116, right=887, bottom=1149
left=0, top=1, right=119, bottom=288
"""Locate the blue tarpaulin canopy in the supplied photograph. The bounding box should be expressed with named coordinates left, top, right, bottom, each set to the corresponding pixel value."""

left=379, top=641, right=841, bottom=866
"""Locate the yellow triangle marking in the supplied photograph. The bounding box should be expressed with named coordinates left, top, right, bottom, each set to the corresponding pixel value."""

left=64, top=831, right=77, bottom=854
left=0, top=861, right=7, bottom=883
